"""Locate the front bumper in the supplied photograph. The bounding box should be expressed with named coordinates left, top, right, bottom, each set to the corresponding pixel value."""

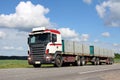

left=28, top=54, right=55, bottom=65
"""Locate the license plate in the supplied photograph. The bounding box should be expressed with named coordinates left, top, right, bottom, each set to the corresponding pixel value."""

left=35, top=61, right=41, bottom=64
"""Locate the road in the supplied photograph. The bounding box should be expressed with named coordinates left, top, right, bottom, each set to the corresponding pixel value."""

left=0, top=64, right=120, bottom=80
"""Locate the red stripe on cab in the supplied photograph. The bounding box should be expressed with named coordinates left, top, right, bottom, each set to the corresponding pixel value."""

left=45, top=29, right=60, bottom=34
left=49, top=44, right=62, bottom=46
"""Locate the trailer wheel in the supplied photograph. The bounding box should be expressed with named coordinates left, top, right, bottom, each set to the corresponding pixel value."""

left=92, top=57, right=96, bottom=65
left=80, top=57, right=85, bottom=66
left=74, top=56, right=81, bottom=66
left=96, top=58, right=100, bottom=65
left=106, top=58, right=110, bottom=65
left=110, top=58, right=114, bottom=64
left=33, top=64, right=41, bottom=68
left=99, top=62, right=102, bottom=65
left=54, top=55, right=63, bottom=67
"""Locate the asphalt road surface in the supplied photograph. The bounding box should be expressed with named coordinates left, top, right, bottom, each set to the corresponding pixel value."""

left=0, top=64, right=120, bottom=80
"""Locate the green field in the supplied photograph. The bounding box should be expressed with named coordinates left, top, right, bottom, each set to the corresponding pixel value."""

left=114, top=58, right=120, bottom=63
left=0, top=59, right=120, bottom=69
left=0, top=60, right=54, bottom=69
left=0, top=60, right=32, bottom=68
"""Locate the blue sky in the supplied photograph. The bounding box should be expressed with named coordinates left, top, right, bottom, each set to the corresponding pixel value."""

left=0, top=0, right=120, bottom=56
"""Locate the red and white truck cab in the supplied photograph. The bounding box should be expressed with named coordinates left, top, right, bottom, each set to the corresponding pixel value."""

left=28, top=27, right=63, bottom=67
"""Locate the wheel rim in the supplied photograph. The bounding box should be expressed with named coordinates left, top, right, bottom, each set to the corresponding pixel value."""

left=77, top=59, right=80, bottom=66
left=97, top=61, right=99, bottom=65
left=82, top=60, right=85, bottom=65
left=97, top=58, right=100, bottom=65
left=55, top=55, right=62, bottom=67
left=82, top=58, right=85, bottom=65
left=56, top=57, right=61, bottom=66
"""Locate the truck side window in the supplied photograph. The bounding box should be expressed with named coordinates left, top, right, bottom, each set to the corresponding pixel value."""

left=52, top=34, right=57, bottom=42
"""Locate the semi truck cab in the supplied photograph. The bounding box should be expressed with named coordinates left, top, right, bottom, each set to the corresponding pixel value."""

left=28, top=27, right=62, bottom=67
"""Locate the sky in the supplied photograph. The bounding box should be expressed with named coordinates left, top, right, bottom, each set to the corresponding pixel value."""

left=0, top=0, right=120, bottom=56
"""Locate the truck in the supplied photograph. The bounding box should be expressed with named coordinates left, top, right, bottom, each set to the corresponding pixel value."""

left=27, top=27, right=114, bottom=67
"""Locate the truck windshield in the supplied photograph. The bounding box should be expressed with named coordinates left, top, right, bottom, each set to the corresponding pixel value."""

left=29, top=33, right=50, bottom=44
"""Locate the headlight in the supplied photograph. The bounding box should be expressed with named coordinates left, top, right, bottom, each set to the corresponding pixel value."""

left=28, top=57, right=31, bottom=60
left=46, top=56, right=50, bottom=59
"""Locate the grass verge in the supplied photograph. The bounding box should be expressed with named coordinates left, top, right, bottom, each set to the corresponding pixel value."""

left=0, top=60, right=53, bottom=69
left=0, top=59, right=120, bottom=69
left=0, top=60, right=32, bottom=69
left=114, top=58, right=120, bottom=63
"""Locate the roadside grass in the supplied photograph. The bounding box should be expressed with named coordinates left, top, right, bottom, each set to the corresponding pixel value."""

left=0, top=59, right=120, bottom=69
left=114, top=58, right=120, bottom=63
left=0, top=60, right=32, bottom=69
left=0, top=60, right=53, bottom=69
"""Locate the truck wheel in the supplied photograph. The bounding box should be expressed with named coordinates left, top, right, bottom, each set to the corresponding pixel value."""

left=73, top=56, right=80, bottom=66
left=80, top=57, right=85, bottom=66
left=96, top=58, right=100, bottom=65
left=92, top=58, right=96, bottom=65
left=110, top=58, right=114, bottom=64
left=99, top=62, right=102, bottom=65
left=76, top=56, right=81, bottom=66
left=111, top=60, right=114, bottom=64
left=106, top=58, right=110, bottom=65
left=33, top=64, right=41, bottom=68
left=54, top=55, right=63, bottom=67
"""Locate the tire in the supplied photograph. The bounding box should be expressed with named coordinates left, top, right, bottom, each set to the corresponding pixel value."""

left=111, top=59, right=114, bottom=64
left=110, top=58, right=114, bottom=65
left=99, top=62, right=102, bottom=65
left=54, top=55, right=63, bottom=67
left=33, top=64, right=41, bottom=68
left=96, top=58, right=100, bottom=65
left=92, top=58, right=96, bottom=65
left=76, top=56, right=81, bottom=66
left=106, top=58, right=110, bottom=65
left=73, top=56, right=80, bottom=66
left=80, top=57, right=85, bottom=66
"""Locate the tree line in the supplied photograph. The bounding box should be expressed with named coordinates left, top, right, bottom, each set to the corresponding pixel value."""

left=0, top=56, right=27, bottom=60
left=115, top=53, right=120, bottom=59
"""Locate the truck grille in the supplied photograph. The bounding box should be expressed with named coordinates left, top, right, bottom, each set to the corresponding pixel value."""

left=30, top=44, right=46, bottom=54
left=32, top=54, right=44, bottom=61
left=30, top=43, right=46, bottom=61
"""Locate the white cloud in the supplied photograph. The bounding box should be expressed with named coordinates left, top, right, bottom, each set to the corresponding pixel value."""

left=96, top=0, right=120, bottom=27
left=58, top=28, right=90, bottom=42
left=83, top=0, right=92, bottom=4
left=3, top=46, right=14, bottom=50
left=0, top=31, right=6, bottom=39
left=94, top=39, right=99, bottom=43
left=113, top=43, right=119, bottom=47
left=58, top=28, right=84, bottom=42
left=3, top=46, right=23, bottom=51
left=58, top=27, right=79, bottom=38
left=0, top=28, right=27, bottom=56
left=0, top=1, right=50, bottom=31
left=81, top=34, right=89, bottom=41
left=96, top=4, right=106, bottom=18
left=101, top=32, right=110, bottom=37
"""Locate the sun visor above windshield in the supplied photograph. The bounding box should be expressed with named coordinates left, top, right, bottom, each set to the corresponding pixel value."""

left=32, top=27, right=46, bottom=32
